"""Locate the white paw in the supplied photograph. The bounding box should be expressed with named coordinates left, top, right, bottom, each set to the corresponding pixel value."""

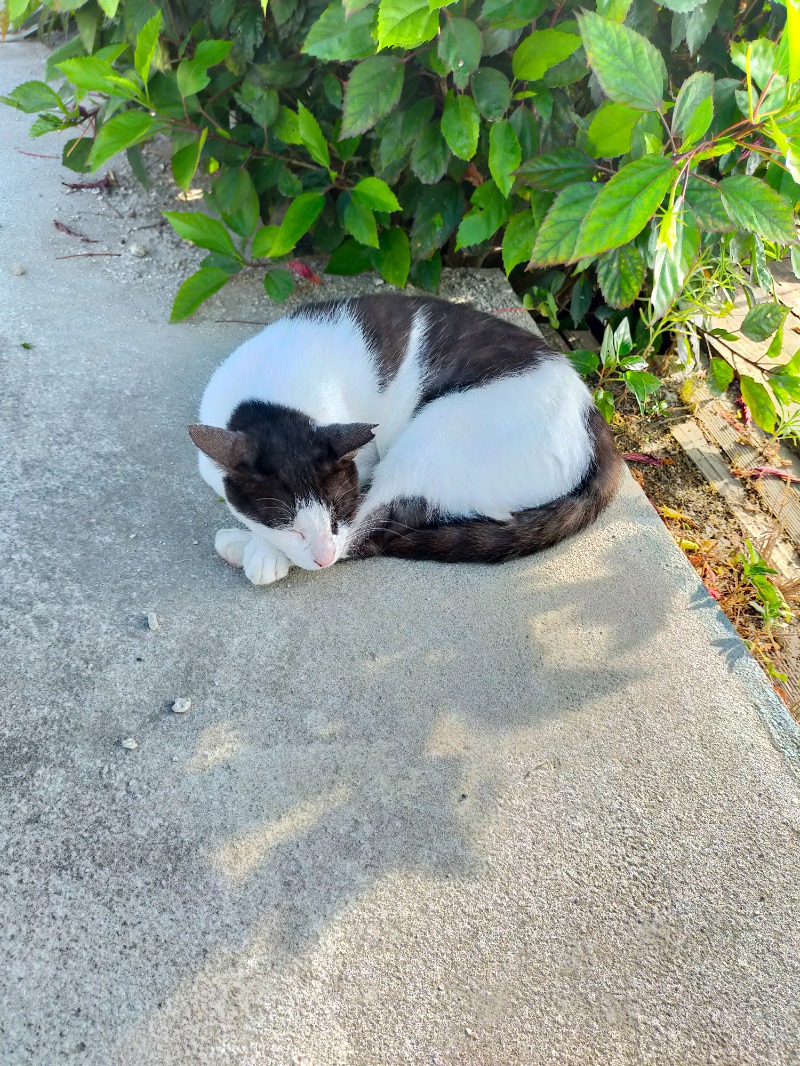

left=215, top=528, right=251, bottom=568
left=242, top=538, right=291, bottom=586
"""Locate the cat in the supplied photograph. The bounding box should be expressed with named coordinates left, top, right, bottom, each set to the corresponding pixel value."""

left=189, top=294, right=622, bottom=585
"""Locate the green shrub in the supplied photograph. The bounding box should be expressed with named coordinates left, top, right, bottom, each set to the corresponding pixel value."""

left=3, top=0, right=800, bottom=428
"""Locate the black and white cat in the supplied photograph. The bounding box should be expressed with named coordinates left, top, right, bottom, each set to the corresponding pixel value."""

left=189, top=295, right=621, bottom=585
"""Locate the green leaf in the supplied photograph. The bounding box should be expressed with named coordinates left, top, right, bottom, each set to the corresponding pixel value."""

left=376, top=0, right=439, bottom=49
left=686, top=0, right=721, bottom=54
left=573, top=155, right=677, bottom=261
left=58, top=56, right=140, bottom=100
left=214, top=168, right=260, bottom=238
left=302, top=2, right=377, bottom=60
left=134, top=10, right=163, bottom=87
left=438, top=17, right=483, bottom=89
left=270, top=192, right=326, bottom=257
left=341, top=56, right=404, bottom=138
left=62, top=138, right=94, bottom=174
left=343, top=199, right=379, bottom=247
left=740, top=302, right=788, bottom=343
left=720, top=176, right=796, bottom=244
left=172, top=129, right=207, bottom=191
left=709, top=356, right=734, bottom=394
left=89, top=112, right=156, bottom=170
left=411, top=121, right=451, bottom=184
left=488, top=120, right=521, bottom=198
left=685, top=177, right=734, bottom=232
left=587, top=102, right=639, bottom=157
left=126, top=144, right=149, bottom=188
left=75, top=4, right=100, bottom=54
left=177, top=40, right=232, bottom=98
left=0, top=80, right=65, bottom=114
left=351, top=177, right=401, bottom=212
left=672, top=71, right=713, bottom=146
left=252, top=225, right=279, bottom=257
left=515, top=147, right=596, bottom=190
left=594, top=387, right=615, bottom=421
left=529, top=183, right=600, bottom=266
left=163, top=211, right=237, bottom=256
left=470, top=67, right=511, bottom=120
left=441, top=92, right=481, bottom=160
left=481, top=0, right=547, bottom=29
left=97, top=0, right=120, bottom=15
left=410, top=181, right=465, bottom=258
left=596, top=244, right=645, bottom=307
left=651, top=213, right=700, bottom=319
left=376, top=226, right=411, bottom=286
left=455, top=179, right=510, bottom=250
left=273, top=106, right=302, bottom=145
left=577, top=12, right=666, bottom=111
left=596, top=0, right=632, bottom=21
left=326, top=237, right=375, bottom=274
left=264, top=270, right=296, bottom=302
left=569, top=349, right=601, bottom=375
left=512, top=30, right=582, bottom=81
left=740, top=375, right=778, bottom=433
left=623, top=370, right=661, bottom=408
left=788, top=0, right=800, bottom=85
left=502, top=209, right=539, bottom=274
left=169, top=268, right=230, bottom=323
left=297, top=103, right=330, bottom=169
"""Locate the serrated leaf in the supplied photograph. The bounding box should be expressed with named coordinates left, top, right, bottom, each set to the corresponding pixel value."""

left=170, top=268, right=230, bottom=323
left=720, top=176, right=796, bottom=244
left=515, top=147, right=596, bottom=190
left=481, top=0, right=547, bottom=29
left=587, top=101, right=639, bottom=157
left=660, top=0, right=704, bottom=10
left=343, top=199, right=379, bottom=247
left=0, top=80, right=64, bottom=114
left=163, top=211, right=237, bottom=256
left=351, top=177, right=401, bottom=212
left=270, top=192, right=326, bottom=257
left=264, top=269, right=296, bottom=302
left=596, top=244, right=645, bottom=307
left=470, top=67, right=511, bottom=120
left=376, top=226, right=410, bottom=286
left=410, top=181, right=465, bottom=258
left=341, top=56, right=404, bottom=138
left=673, top=71, right=713, bottom=145
left=438, top=17, right=482, bottom=88
left=62, top=138, right=93, bottom=174
left=573, top=155, right=677, bottom=261
left=326, top=237, right=375, bottom=274
left=685, top=177, right=733, bottom=232
left=89, top=111, right=156, bottom=169
left=502, top=209, right=538, bottom=274
left=488, top=120, right=521, bottom=198
left=577, top=12, right=666, bottom=111
left=134, top=11, right=163, bottom=87
left=569, top=349, right=601, bottom=375
left=441, top=92, right=481, bottom=160
left=623, top=369, right=661, bottom=408
left=685, top=0, right=721, bottom=54
left=708, top=356, right=734, bottom=394
left=411, top=121, right=451, bottom=184
left=171, top=129, right=207, bottom=191
left=376, top=0, right=438, bottom=49
left=740, top=375, right=778, bottom=433
left=455, top=179, right=510, bottom=250
left=512, top=30, right=582, bottom=81
left=298, top=103, right=330, bottom=169
left=302, top=2, right=377, bottom=60
left=58, top=56, right=140, bottom=100
left=740, top=302, right=788, bottom=343
left=529, top=183, right=600, bottom=266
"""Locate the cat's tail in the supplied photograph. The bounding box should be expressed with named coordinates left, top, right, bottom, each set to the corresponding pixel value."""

left=353, top=407, right=622, bottom=564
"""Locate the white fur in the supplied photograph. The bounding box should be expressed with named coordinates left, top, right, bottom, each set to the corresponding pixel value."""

left=196, top=303, right=594, bottom=585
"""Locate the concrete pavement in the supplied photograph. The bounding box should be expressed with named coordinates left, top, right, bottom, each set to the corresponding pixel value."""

left=3, top=41, right=800, bottom=1066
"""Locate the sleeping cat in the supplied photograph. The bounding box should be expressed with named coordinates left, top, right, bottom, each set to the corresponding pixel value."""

left=189, top=294, right=621, bottom=585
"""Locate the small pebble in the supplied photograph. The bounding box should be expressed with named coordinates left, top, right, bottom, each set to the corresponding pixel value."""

left=147, top=611, right=160, bottom=632
left=129, top=533, right=137, bottom=539
left=121, top=738, right=138, bottom=750
left=172, top=698, right=191, bottom=714
left=128, top=242, right=147, bottom=258
left=11, top=264, right=26, bottom=276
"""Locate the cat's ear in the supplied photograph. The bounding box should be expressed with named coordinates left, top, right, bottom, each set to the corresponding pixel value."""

left=320, top=422, right=378, bottom=461
left=188, top=424, right=253, bottom=470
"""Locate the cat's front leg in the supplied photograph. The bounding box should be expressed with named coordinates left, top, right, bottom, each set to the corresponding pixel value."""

left=215, top=527, right=251, bottom=568
left=242, top=537, right=291, bottom=586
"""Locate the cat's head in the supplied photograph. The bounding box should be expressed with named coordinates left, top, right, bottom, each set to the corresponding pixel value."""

left=189, top=401, right=376, bottom=570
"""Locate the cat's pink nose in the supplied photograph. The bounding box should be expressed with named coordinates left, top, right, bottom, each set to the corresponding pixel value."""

left=313, top=540, right=336, bottom=568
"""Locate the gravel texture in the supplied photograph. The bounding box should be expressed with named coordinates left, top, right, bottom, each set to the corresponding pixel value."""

left=3, top=41, right=800, bottom=1066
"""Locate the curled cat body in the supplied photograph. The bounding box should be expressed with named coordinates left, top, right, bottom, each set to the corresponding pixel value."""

left=189, top=294, right=622, bottom=585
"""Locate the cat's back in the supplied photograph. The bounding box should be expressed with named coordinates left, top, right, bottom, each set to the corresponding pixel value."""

left=199, top=300, right=379, bottom=427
